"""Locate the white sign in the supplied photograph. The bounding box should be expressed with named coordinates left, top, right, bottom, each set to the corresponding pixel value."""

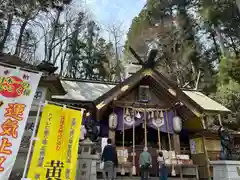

left=0, top=65, right=42, bottom=180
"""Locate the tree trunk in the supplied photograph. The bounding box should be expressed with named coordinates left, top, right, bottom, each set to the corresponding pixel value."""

left=0, top=14, right=13, bottom=52
left=230, top=36, right=239, bottom=57
left=47, top=9, right=61, bottom=62
left=210, top=28, right=220, bottom=59
left=114, top=36, right=121, bottom=82
left=14, top=16, right=30, bottom=56
left=213, top=24, right=226, bottom=57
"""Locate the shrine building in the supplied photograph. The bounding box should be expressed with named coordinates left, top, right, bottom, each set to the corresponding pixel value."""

left=51, top=49, right=235, bottom=179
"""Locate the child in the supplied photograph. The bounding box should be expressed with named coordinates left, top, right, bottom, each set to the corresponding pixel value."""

left=157, top=151, right=168, bottom=180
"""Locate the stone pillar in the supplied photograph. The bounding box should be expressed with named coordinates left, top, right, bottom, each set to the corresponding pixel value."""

left=76, top=138, right=100, bottom=180
left=237, top=0, right=240, bottom=11
left=173, top=134, right=181, bottom=154
left=108, top=130, right=116, bottom=145
left=211, top=160, right=240, bottom=180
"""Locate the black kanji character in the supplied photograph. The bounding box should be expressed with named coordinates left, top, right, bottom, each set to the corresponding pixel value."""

left=45, top=160, right=64, bottom=180
left=82, top=162, right=87, bottom=169
left=23, top=74, right=29, bottom=80
left=4, top=70, right=9, bottom=75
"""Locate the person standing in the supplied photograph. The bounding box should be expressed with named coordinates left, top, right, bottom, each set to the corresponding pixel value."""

left=101, top=138, right=118, bottom=180
left=139, top=147, right=152, bottom=180
left=157, top=151, right=168, bottom=180
left=80, top=125, right=87, bottom=141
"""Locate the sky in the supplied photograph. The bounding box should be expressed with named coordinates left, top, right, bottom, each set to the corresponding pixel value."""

left=25, top=0, right=146, bottom=62
left=83, top=0, right=146, bottom=41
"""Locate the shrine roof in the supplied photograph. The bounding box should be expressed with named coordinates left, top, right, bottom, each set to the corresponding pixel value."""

left=51, top=75, right=230, bottom=114
left=51, top=79, right=116, bottom=101
left=183, top=90, right=231, bottom=112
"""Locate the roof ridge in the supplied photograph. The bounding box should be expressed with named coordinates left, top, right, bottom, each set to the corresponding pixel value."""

left=60, top=78, right=119, bottom=85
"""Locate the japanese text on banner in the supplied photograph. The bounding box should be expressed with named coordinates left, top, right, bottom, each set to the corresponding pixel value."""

left=27, top=104, right=83, bottom=180
left=0, top=65, right=41, bottom=180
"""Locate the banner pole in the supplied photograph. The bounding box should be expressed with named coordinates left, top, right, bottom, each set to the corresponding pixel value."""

left=21, top=101, right=46, bottom=179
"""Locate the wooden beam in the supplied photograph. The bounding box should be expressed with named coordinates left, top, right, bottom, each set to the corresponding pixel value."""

left=129, top=46, right=144, bottom=65
left=152, top=70, right=203, bottom=117
left=94, top=68, right=146, bottom=109
left=113, top=101, right=171, bottom=109
left=144, top=49, right=158, bottom=68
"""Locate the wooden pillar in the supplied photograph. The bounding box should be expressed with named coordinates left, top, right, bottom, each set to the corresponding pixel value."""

left=202, top=135, right=211, bottom=180
left=173, top=134, right=181, bottom=154
left=201, top=115, right=211, bottom=180
left=109, top=130, right=116, bottom=145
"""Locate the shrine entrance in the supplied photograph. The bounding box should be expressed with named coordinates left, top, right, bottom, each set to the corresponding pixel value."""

left=114, top=120, right=172, bottom=176
left=115, top=126, right=170, bottom=150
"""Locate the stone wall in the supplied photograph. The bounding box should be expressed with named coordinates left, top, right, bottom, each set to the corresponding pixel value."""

left=211, top=160, right=240, bottom=180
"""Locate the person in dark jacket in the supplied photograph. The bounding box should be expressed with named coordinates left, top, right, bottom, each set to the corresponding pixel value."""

left=101, top=138, right=118, bottom=180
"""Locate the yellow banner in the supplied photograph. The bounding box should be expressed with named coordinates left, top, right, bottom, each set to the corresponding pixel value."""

left=27, top=104, right=83, bottom=180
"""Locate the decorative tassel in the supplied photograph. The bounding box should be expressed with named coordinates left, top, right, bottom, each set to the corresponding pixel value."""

left=136, top=111, right=141, bottom=119
left=126, top=108, right=129, bottom=115
left=148, top=111, right=151, bottom=119
left=159, top=110, right=163, bottom=118
left=171, top=167, right=176, bottom=176
left=132, top=165, right=136, bottom=175
left=151, top=111, right=154, bottom=118
left=121, top=167, right=125, bottom=175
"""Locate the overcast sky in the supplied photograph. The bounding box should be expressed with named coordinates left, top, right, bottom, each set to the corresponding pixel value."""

left=84, top=0, right=146, bottom=39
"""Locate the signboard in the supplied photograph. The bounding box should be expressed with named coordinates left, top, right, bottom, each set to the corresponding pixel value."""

left=205, top=139, right=221, bottom=151
left=190, top=138, right=204, bottom=154
left=0, top=65, right=41, bottom=180
left=27, top=104, right=83, bottom=180
left=117, top=148, right=128, bottom=164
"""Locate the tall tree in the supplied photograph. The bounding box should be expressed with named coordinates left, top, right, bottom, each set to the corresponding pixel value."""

left=106, top=22, right=124, bottom=81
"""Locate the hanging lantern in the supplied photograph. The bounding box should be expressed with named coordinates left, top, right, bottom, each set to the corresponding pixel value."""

left=109, top=112, right=118, bottom=130
left=172, top=116, right=182, bottom=133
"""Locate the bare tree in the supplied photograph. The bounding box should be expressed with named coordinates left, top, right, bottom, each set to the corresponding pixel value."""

left=106, top=21, right=125, bottom=81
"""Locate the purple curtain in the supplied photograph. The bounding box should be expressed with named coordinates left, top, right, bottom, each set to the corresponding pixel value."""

left=116, top=107, right=143, bottom=130
left=148, top=111, right=174, bottom=134
left=88, top=107, right=175, bottom=137
left=115, top=107, right=174, bottom=134
left=82, top=117, right=87, bottom=125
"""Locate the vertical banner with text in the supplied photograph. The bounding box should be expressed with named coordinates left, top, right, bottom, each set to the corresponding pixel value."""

left=0, top=65, right=42, bottom=180
left=28, top=104, right=83, bottom=180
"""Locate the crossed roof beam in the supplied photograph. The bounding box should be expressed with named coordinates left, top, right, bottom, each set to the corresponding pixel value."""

left=128, top=46, right=159, bottom=69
